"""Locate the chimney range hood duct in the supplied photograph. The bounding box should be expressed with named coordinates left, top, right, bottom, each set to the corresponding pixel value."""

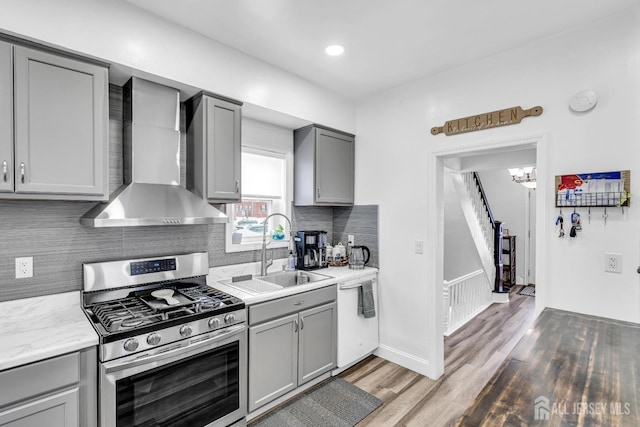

left=80, top=77, right=228, bottom=227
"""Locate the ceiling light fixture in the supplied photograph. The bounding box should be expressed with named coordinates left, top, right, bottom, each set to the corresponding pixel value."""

left=325, top=44, right=345, bottom=56
left=508, top=166, right=536, bottom=189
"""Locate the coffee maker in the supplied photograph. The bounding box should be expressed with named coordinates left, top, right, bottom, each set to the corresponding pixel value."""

left=294, top=231, right=328, bottom=270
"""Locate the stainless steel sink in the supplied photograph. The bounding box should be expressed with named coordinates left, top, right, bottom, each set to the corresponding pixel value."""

left=257, top=270, right=331, bottom=287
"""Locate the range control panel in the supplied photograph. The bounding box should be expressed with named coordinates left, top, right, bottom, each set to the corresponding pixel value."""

left=130, top=258, right=177, bottom=276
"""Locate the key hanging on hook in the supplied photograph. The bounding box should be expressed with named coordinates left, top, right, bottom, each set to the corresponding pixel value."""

left=556, top=210, right=564, bottom=238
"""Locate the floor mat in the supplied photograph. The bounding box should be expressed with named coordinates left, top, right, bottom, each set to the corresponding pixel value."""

left=250, top=377, right=382, bottom=427
left=517, top=285, right=535, bottom=297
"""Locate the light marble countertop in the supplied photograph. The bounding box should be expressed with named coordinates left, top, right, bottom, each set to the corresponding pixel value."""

left=0, top=262, right=378, bottom=372
left=208, top=260, right=378, bottom=305
left=0, top=291, right=99, bottom=372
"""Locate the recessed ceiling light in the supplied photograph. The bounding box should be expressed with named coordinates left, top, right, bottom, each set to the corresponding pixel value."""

left=325, top=45, right=345, bottom=56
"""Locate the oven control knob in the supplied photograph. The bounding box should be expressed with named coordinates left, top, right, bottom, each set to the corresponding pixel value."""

left=224, top=313, right=236, bottom=324
left=179, top=325, right=193, bottom=337
left=208, top=318, right=221, bottom=329
left=146, top=333, right=161, bottom=346
left=123, top=338, right=139, bottom=352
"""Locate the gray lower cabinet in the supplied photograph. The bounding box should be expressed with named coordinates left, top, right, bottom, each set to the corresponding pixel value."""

left=248, top=313, right=299, bottom=411
left=0, top=348, right=97, bottom=427
left=0, top=42, right=108, bottom=200
left=187, top=92, right=242, bottom=203
left=0, top=388, right=79, bottom=427
left=294, top=125, right=354, bottom=206
left=248, top=286, right=337, bottom=412
left=297, top=303, right=337, bottom=385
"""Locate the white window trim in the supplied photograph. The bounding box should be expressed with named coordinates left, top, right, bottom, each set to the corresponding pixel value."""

left=225, top=128, right=294, bottom=253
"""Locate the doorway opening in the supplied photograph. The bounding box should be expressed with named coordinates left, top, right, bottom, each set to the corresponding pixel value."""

left=426, top=133, right=550, bottom=378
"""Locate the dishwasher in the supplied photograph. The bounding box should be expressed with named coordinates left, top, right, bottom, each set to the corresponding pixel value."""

left=333, top=272, right=379, bottom=375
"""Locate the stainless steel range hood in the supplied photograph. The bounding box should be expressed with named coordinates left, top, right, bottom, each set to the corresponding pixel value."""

left=81, top=77, right=227, bottom=227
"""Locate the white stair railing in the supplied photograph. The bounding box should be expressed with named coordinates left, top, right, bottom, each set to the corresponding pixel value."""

left=443, top=270, right=492, bottom=336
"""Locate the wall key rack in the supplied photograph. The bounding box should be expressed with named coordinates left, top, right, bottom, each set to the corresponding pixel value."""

left=555, top=170, right=630, bottom=208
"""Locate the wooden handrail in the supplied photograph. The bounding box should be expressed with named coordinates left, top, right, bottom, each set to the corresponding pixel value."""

left=472, top=172, right=495, bottom=229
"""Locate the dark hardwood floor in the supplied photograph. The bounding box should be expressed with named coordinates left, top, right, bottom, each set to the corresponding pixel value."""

left=457, top=308, right=640, bottom=427
left=340, top=286, right=536, bottom=426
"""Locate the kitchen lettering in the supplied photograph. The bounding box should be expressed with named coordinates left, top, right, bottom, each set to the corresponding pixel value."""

left=446, top=108, right=519, bottom=134
left=431, top=105, right=543, bottom=136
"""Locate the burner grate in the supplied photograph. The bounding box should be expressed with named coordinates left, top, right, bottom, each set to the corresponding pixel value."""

left=93, top=298, right=163, bottom=333
left=179, top=286, right=228, bottom=312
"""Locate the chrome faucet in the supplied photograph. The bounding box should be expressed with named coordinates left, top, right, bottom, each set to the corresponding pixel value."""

left=260, top=213, right=293, bottom=276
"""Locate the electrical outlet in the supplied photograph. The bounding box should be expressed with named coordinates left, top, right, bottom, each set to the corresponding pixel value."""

left=415, top=240, right=424, bottom=254
left=15, top=257, right=33, bottom=279
left=348, top=234, right=354, bottom=247
left=605, top=252, right=622, bottom=273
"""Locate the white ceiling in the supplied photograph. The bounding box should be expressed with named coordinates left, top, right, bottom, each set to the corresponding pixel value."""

left=124, top=0, right=639, bottom=101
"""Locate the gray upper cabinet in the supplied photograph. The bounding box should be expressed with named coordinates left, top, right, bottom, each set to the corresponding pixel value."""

left=187, top=93, right=242, bottom=203
left=10, top=45, right=108, bottom=200
left=0, top=41, right=12, bottom=193
left=294, top=125, right=354, bottom=206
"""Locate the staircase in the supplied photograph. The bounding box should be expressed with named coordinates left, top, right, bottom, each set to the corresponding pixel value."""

left=449, top=171, right=496, bottom=287
left=444, top=171, right=507, bottom=335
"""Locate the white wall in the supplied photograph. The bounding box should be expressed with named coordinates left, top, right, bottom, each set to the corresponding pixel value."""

left=443, top=171, right=482, bottom=281
left=357, top=7, right=640, bottom=378
left=477, top=169, right=529, bottom=284
left=0, top=0, right=355, bottom=133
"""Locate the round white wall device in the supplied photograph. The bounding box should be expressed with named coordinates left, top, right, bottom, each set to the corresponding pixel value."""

left=569, top=90, right=598, bottom=112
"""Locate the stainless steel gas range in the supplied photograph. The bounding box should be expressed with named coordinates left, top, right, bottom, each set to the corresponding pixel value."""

left=82, top=252, right=247, bottom=427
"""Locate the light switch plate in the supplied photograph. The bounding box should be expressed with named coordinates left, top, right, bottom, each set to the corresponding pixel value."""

left=415, top=240, right=424, bottom=254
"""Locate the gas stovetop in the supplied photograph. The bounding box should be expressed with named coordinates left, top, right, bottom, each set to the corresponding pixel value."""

left=82, top=253, right=246, bottom=361
left=83, top=277, right=244, bottom=341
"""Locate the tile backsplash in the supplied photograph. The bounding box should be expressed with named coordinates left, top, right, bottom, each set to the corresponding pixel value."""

left=0, top=85, right=378, bottom=302
left=333, top=205, right=379, bottom=268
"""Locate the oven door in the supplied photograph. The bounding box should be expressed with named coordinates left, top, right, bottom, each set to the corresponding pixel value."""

left=100, top=324, right=246, bottom=427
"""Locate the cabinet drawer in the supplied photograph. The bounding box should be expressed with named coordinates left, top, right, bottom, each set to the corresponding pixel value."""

left=249, top=285, right=336, bottom=325
left=0, top=387, right=79, bottom=427
left=0, top=352, right=79, bottom=408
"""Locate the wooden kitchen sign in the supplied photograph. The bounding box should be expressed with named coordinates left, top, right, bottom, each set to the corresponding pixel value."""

left=431, top=105, right=543, bottom=136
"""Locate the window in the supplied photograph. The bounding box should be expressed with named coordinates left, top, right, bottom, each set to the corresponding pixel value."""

left=225, top=120, right=293, bottom=253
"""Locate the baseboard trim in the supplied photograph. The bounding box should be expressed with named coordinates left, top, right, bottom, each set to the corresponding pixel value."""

left=492, top=291, right=510, bottom=303
left=332, top=352, right=375, bottom=376
left=374, top=344, right=434, bottom=378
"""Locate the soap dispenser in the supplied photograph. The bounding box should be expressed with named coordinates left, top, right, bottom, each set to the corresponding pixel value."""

left=288, top=250, right=296, bottom=270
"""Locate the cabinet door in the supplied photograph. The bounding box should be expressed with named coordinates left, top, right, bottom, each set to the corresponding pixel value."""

left=248, top=313, right=298, bottom=412
left=205, top=96, right=241, bottom=202
left=0, top=41, right=12, bottom=193
left=0, top=387, right=79, bottom=427
left=315, top=128, right=354, bottom=205
left=298, top=302, right=337, bottom=385
left=13, top=46, right=107, bottom=198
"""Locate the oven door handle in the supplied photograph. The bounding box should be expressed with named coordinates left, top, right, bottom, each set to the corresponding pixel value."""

left=104, top=324, right=245, bottom=372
